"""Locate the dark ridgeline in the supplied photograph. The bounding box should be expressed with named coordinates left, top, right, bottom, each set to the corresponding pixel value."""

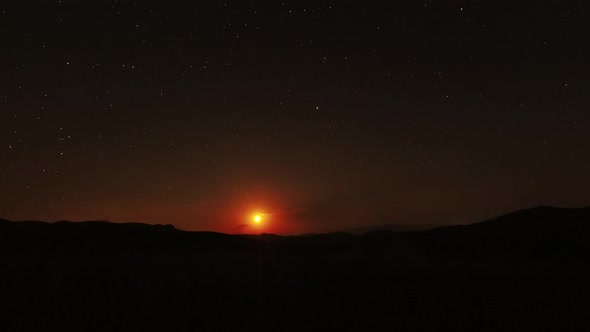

left=342, top=223, right=443, bottom=235
left=1, top=206, right=590, bottom=331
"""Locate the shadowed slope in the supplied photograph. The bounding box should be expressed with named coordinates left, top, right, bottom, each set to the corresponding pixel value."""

left=0, top=219, right=258, bottom=254
left=406, top=206, right=590, bottom=260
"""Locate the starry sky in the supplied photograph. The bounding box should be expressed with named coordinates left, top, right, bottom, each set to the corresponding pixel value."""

left=1, top=1, right=589, bottom=234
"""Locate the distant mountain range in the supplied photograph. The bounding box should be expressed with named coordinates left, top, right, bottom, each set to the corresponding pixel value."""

left=1, top=205, right=590, bottom=259
left=341, top=223, right=443, bottom=235
left=2, top=206, right=590, bottom=331
left=396, top=205, right=590, bottom=260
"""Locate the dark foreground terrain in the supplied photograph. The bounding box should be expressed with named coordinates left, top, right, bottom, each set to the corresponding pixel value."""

left=1, top=206, right=590, bottom=331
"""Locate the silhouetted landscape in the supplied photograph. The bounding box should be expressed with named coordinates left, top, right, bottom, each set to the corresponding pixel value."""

left=3, top=1, right=589, bottom=330
left=1, top=206, right=590, bottom=331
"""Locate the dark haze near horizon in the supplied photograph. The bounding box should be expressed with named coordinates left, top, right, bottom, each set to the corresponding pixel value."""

left=1, top=1, right=589, bottom=233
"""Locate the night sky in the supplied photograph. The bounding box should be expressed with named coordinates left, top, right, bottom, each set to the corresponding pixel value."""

left=1, top=1, right=589, bottom=234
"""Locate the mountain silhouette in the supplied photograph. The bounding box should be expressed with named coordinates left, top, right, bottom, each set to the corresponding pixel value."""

left=403, top=206, right=590, bottom=260
left=2, top=205, right=589, bottom=258
left=341, top=223, right=443, bottom=235
left=2, top=206, right=590, bottom=331
left=0, top=219, right=258, bottom=254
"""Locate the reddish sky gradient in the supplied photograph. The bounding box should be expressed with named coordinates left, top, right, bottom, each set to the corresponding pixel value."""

left=1, top=1, right=589, bottom=234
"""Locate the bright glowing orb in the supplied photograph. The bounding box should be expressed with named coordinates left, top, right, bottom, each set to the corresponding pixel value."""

left=253, top=214, right=262, bottom=223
